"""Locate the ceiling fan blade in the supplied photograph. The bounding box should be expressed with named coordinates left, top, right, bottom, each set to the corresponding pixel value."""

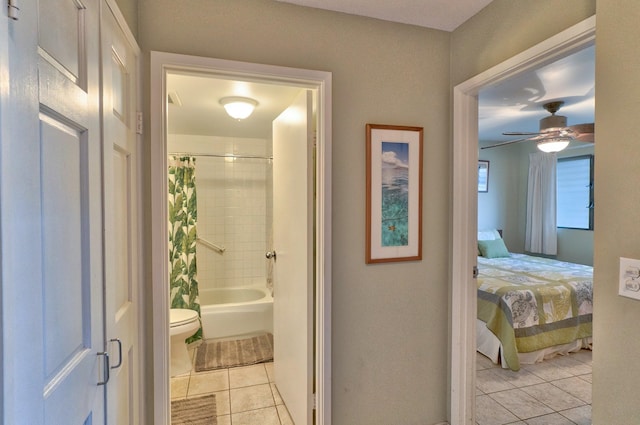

left=481, top=136, right=534, bottom=149
left=502, top=131, right=542, bottom=136
left=567, top=123, right=595, bottom=143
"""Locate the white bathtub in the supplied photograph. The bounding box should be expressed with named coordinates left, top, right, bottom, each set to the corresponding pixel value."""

left=199, top=286, right=273, bottom=340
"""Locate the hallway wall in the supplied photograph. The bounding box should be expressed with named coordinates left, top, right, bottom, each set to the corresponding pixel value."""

left=138, top=0, right=451, bottom=423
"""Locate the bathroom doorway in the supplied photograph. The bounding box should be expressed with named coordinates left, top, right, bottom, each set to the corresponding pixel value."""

left=150, top=52, right=332, bottom=424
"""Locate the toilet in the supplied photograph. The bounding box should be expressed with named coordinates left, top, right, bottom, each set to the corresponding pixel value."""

left=170, top=308, right=200, bottom=376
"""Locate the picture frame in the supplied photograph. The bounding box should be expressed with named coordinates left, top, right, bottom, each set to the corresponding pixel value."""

left=478, top=160, right=490, bottom=193
left=366, top=124, right=423, bottom=264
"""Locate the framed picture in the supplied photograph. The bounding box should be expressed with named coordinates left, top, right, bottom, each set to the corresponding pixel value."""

left=366, top=124, right=423, bottom=263
left=478, top=160, right=489, bottom=192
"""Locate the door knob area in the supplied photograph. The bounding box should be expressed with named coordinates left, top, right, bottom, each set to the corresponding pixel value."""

left=265, top=251, right=276, bottom=260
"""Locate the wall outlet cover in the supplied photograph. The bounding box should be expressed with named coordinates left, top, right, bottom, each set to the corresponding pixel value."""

left=619, top=257, right=640, bottom=300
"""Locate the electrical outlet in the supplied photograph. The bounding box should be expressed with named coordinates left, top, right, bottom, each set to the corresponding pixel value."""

left=619, top=257, right=640, bottom=300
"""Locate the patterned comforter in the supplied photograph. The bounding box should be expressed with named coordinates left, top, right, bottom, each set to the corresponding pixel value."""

left=477, top=253, right=593, bottom=371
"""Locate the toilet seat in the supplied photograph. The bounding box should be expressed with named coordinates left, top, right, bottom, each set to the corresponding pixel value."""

left=170, top=308, right=199, bottom=327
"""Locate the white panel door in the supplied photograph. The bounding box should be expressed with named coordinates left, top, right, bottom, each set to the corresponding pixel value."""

left=272, top=90, right=314, bottom=425
left=1, top=0, right=105, bottom=424
left=101, top=2, right=140, bottom=424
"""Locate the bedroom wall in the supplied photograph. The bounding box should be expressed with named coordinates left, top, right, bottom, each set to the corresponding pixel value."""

left=480, top=141, right=595, bottom=265
left=138, top=1, right=451, bottom=423
left=593, top=0, right=640, bottom=422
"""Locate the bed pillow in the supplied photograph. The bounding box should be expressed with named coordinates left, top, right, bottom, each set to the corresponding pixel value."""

left=478, top=238, right=510, bottom=258
left=477, top=229, right=502, bottom=255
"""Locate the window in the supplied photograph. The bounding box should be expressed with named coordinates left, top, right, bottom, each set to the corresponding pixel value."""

left=557, top=155, right=594, bottom=230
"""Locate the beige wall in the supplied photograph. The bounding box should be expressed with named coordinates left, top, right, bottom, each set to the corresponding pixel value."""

left=135, top=0, right=640, bottom=423
left=593, top=0, right=640, bottom=422
left=138, top=0, right=451, bottom=423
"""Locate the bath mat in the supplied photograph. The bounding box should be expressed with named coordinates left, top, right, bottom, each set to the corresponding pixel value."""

left=194, top=333, right=273, bottom=372
left=171, top=394, right=217, bottom=424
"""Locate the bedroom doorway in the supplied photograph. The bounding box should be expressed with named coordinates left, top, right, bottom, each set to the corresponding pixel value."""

left=450, top=16, right=596, bottom=424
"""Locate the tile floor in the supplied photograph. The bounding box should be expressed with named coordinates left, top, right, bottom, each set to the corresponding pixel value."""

left=476, top=349, right=592, bottom=425
left=171, top=349, right=293, bottom=425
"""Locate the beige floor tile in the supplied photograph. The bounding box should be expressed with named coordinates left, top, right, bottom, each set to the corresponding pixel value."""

left=277, top=404, right=294, bottom=425
left=230, top=383, right=275, bottom=413
left=492, top=366, right=545, bottom=388
left=214, top=390, right=231, bottom=416
left=188, top=369, right=229, bottom=395
left=520, top=383, right=585, bottom=412
left=216, top=415, right=231, bottom=425
left=552, top=376, right=592, bottom=404
left=271, top=383, right=284, bottom=405
left=265, top=361, right=275, bottom=382
left=170, top=375, right=189, bottom=400
left=523, top=361, right=573, bottom=382
left=475, top=394, right=519, bottom=425
left=229, top=364, right=269, bottom=388
left=549, top=355, right=592, bottom=376
left=477, top=369, right=516, bottom=394
left=232, top=406, right=280, bottom=425
left=476, top=352, right=496, bottom=371
left=489, top=388, right=554, bottom=420
left=570, top=349, right=593, bottom=365
left=578, top=373, right=592, bottom=383
left=560, top=404, right=592, bottom=425
left=525, top=412, right=576, bottom=425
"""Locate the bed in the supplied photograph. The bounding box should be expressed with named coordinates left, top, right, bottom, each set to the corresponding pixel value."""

left=476, top=232, right=593, bottom=371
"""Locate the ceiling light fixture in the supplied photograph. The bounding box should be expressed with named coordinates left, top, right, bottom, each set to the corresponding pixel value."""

left=219, top=96, right=258, bottom=120
left=536, top=138, right=570, bottom=153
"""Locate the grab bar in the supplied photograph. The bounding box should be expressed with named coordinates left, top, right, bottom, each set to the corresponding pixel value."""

left=197, top=237, right=225, bottom=254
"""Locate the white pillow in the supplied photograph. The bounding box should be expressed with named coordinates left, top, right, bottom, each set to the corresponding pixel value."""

left=478, top=229, right=501, bottom=241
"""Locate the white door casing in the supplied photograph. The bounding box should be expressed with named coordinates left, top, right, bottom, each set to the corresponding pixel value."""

left=150, top=52, right=332, bottom=424
left=272, top=90, right=314, bottom=425
left=449, top=16, right=595, bottom=424
left=2, top=0, right=106, bottom=423
left=101, top=1, right=142, bottom=423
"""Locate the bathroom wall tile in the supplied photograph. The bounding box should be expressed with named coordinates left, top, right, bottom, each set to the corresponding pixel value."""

left=230, top=383, right=274, bottom=413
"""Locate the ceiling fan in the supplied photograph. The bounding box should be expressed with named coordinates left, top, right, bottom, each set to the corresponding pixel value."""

left=481, top=100, right=594, bottom=152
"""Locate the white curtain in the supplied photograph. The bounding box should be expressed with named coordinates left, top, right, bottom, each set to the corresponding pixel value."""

left=525, top=152, right=557, bottom=255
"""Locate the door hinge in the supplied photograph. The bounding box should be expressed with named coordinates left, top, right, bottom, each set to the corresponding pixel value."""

left=7, top=0, right=19, bottom=20
left=473, top=265, right=479, bottom=279
left=312, top=393, right=316, bottom=410
left=136, top=111, right=143, bottom=135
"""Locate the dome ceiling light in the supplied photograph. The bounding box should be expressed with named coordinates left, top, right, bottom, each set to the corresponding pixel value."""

left=219, top=96, right=258, bottom=120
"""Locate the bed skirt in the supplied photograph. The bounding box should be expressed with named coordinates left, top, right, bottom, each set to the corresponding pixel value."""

left=477, top=319, right=592, bottom=368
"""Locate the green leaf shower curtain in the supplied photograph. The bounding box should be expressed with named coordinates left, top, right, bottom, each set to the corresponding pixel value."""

left=168, top=156, right=202, bottom=342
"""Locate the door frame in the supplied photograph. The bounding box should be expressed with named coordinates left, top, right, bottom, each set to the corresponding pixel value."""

left=449, top=16, right=595, bottom=424
left=149, top=52, right=332, bottom=424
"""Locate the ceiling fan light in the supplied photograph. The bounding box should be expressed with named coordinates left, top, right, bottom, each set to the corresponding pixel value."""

left=537, top=138, right=570, bottom=153
left=219, top=96, right=258, bottom=120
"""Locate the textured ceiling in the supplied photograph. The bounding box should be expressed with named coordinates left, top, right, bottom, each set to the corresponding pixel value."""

left=275, top=0, right=495, bottom=31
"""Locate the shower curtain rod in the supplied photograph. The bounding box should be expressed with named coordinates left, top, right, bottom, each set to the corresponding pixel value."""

left=168, top=152, right=273, bottom=160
